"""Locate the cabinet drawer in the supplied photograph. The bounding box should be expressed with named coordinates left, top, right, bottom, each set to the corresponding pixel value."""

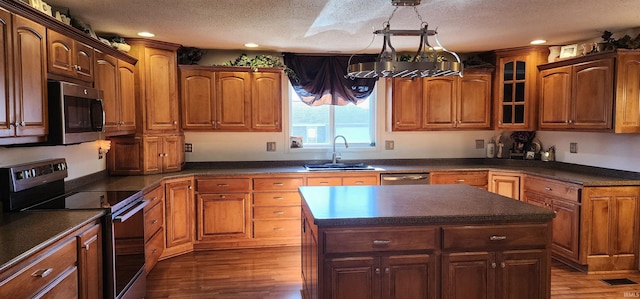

left=324, top=227, right=437, bottom=254
left=524, top=175, right=581, bottom=202
left=145, top=228, right=164, bottom=274
left=144, top=201, right=164, bottom=242
left=430, top=171, right=488, bottom=187
left=254, top=206, right=301, bottom=220
left=253, top=192, right=301, bottom=206
left=253, top=219, right=301, bottom=238
left=442, top=224, right=549, bottom=251
left=342, top=176, right=378, bottom=186
left=0, top=237, right=77, bottom=298
left=253, top=177, right=304, bottom=191
left=144, top=185, right=164, bottom=212
left=197, top=178, right=251, bottom=193
left=307, top=177, right=342, bottom=186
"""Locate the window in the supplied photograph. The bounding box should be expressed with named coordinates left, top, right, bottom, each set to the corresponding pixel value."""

left=289, top=84, right=376, bottom=148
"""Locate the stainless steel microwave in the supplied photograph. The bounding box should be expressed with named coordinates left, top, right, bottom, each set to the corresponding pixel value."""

left=47, top=81, right=105, bottom=145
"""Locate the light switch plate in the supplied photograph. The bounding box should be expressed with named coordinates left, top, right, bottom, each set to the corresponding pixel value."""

left=385, top=140, right=394, bottom=150
left=475, top=139, right=484, bottom=149
left=266, top=142, right=276, bottom=152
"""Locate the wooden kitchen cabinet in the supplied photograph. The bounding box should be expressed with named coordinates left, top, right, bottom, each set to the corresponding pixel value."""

left=196, top=177, right=252, bottom=241
left=128, top=39, right=180, bottom=133
left=538, top=50, right=640, bottom=133
left=107, top=133, right=184, bottom=175
left=77, top=223, right=102, bottom=299
left=162, top=177, right=195, bottom=259
left=523, top=175, right=581, bottom=264
left=47, top=29, right=94, bottom=83
left=180, top=65, right=282, bottom=131
left=441, top=224, right=550, bottom=299
left=306, top=173, right=379, bottom=186
left=144, top=185, right=164, bottom=273
left=582, top=186, right=640, bottom=272
left=493, top=46, right=548, bottom=130
left=0, top=11, right=48, bottom=144
left=95, top=51, right=136, bottom=136
left=539, top=58, right=613, bottom=130
left=489, top=171, right=523, bottom=200
left=391, top=69, right=492, bottom=131
left=430, top=170, right=489, bottom=189
left=252, top=176, right=303, bottom=242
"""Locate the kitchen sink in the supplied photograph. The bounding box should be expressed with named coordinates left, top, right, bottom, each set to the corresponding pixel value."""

left=303, top=162, right=376, bottom=171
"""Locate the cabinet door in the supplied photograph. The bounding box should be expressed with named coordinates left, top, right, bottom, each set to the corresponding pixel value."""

left=251, top=72, right=282, bottom=131
left=497, top=55, right=528, bottom=129
left=165, top=179, right=194, bottom=249
left=117, top=60, right=136, bottom=133
left=13, top=15, right=47, bottom=137
left=422, top=77, right=457, bottom=129
left=392, top=77, right=422, bottom=130
left=583, top=186, right=640, bottom=271
left=74, top=41, right=93, bottom=82
left=497, top=250, right=547, bottom=299
left=382, top=254, right=435, bottom=299
left=217, top=71, right=251, bottom=130
left=143, top=135, right=162, bottom=174
left=95, top=52, right=119, bottom=132
left=162, top=134, right=183, bottom=172
left=550, top=198, right=580, bottom=262
left=571, top=59, right=613, bottom=130
left=442, top=252, right=494, bottom=299
left=489, top=173, right=521, bottom=200
left=107, top=136, right=143, bottom=175
left=181, top=69, right=216, bottom=129
left=77, top=223, right=103, bottom=299
left=197, top=193, right=251, bottom=240
left=539, top=66, right=571, bottom=129
left=0, top=8, right=12, bottom=138
left=614, top=53, right=640, bottom=133
left=324, top=257, right=378, bottom=299
left=47, top=30, right=75, bottom=78
left=458, top=72, right=492, bottom=129
left=144, top=47, right=178, bottom=132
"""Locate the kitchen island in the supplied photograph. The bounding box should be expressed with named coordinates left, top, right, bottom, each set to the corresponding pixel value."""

left=300, top=184, right=555, bottom=299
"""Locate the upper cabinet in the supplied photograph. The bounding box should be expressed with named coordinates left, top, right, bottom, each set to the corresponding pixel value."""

left=493, top=47, right=548, bottom=130
left=391, top=68, right=492, bottom=131
left=95, top=51, right=136, bottom=136
left=180, top=65, right=282, bottom=132
left=0, top=10, right=48, bottom=145
left=128, top=39, right=180, bottom=133
left=538, top=50, right=640, bottom=133
left=47, top=29, right=94, bottom=83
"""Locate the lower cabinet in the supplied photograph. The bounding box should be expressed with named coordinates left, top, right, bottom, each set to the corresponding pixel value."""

left=430, top=171, right=489, bottom=190
left=306, top=173, right=379, bottom=186
left=196, top=177, right=252, bottom=241
left=442, top=250, right=547, bottom=299
left=0, top=219, right=102, bottom=299
left=143, top=185, right=164, bottom=273
left=489, top=171, right=522, bottom=200
left=162, top=177, right=194, bottom=258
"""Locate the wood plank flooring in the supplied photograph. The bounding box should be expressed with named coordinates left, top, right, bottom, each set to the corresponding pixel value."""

left=147, top=246, right=640, bottom=298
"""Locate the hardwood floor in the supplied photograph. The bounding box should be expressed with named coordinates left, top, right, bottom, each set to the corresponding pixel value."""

left=147, top=246, right=640, bottom=298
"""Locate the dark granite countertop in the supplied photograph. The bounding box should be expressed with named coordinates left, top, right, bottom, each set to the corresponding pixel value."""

left=0, top=210, right=104, bottom=272
left=300, top=184, right=556, bottom=227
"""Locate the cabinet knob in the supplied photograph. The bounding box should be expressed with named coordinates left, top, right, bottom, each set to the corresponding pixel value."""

left=151, top=219, right=158, bottom=224
left=173, top=121, right=178, bottom=125
left=384, top=268, right=390, bottom=274
left=375, top=268, right=381, bottom=274
left=500, top=262, right=506, bottom=268
left=568, top=120, right=573, bottom=124
left=491, top=262, right=497, bottom=269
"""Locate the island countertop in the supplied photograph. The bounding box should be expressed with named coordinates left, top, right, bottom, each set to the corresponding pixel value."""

left=300, top=184, right=556, bottom=227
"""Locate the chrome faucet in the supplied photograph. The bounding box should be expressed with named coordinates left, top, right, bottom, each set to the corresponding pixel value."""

left=332, top=135, right=348, bottom=164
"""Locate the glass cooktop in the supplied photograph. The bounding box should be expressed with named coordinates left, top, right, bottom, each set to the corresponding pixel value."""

left=24, top=190, right=142, bottom=212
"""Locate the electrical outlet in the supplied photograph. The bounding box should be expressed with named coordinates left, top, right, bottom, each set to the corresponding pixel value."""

left=266, top=142, right=276, bottom=152
left=385, top=140, right=394, bottom=150
left=475, top=139, right=484, bottom=149
left=570, top=142, right=578, bottom=153
left=184, top=143, right=193, bottom=152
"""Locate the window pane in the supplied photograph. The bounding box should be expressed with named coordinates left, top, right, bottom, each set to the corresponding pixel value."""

left=335, top=99, right=372, bottom=144
left=290, top=94, right=330, bottom=145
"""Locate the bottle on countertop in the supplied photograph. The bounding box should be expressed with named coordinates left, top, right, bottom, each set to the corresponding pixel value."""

left=486, top=139, right=496, bottom=158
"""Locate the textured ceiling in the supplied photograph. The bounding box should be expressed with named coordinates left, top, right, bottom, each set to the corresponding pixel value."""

left=48, top=0, right=640, bottom=53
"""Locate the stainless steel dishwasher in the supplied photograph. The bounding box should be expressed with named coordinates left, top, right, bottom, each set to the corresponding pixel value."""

left=380, top=173, right=430, bottom=185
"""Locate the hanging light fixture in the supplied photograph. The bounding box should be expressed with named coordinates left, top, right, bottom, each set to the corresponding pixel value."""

left=347, top=0, right=462, bottom=79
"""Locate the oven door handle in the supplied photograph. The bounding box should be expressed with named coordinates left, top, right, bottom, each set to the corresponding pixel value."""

left=113, top=200, right=149, bottom=222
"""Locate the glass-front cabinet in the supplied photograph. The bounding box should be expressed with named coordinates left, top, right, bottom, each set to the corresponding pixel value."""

left=494, top=47, right=548, bottom=130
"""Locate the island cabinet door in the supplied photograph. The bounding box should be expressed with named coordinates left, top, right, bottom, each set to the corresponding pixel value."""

left=324, top=257, right=379, bottom=299
left=442, top=252, right=494, bottom=299
left=496, top=250, right=548, bottom=299
left=382, top=254, right=435, bottom=299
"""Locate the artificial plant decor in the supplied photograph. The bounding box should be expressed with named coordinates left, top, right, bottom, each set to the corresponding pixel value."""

left=601, top=30, right=640, bottom=50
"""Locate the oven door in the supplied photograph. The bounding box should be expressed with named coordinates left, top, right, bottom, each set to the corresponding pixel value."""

left=106, top=199, right=149, bottom=299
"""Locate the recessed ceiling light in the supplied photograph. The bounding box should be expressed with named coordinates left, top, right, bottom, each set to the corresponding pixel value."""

left=137, top=32, right=155, bottom=37
left=244, top=43, right=259, bottom=48
left=530, top=39, right=547, bottom=45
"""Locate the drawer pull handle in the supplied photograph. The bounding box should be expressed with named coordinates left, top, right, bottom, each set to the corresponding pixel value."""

left=544, top=187, right=552, bottom=191
left=32, top=268, right=53, bottom=278
left=354, top=181, right=364, bottom=184
left=273, top=227, right=284, bottom=231
left=490, top=235, right=507, bottom=241
left=372, top=240, right=391, bottom=246
left=455, top=179, right=465, bottom=183
left=273, top=211, right=284, bottom=215
left=273, top=197, right=284, bottom=200
left=273, top=183, right=284, bottom=187
left=217, top=184, right=229, bottom=187
left=319, top=182, right=329, bottom=185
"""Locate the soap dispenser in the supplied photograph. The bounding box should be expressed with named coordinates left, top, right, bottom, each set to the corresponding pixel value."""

left=486, top=139, right=496, bottom=158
